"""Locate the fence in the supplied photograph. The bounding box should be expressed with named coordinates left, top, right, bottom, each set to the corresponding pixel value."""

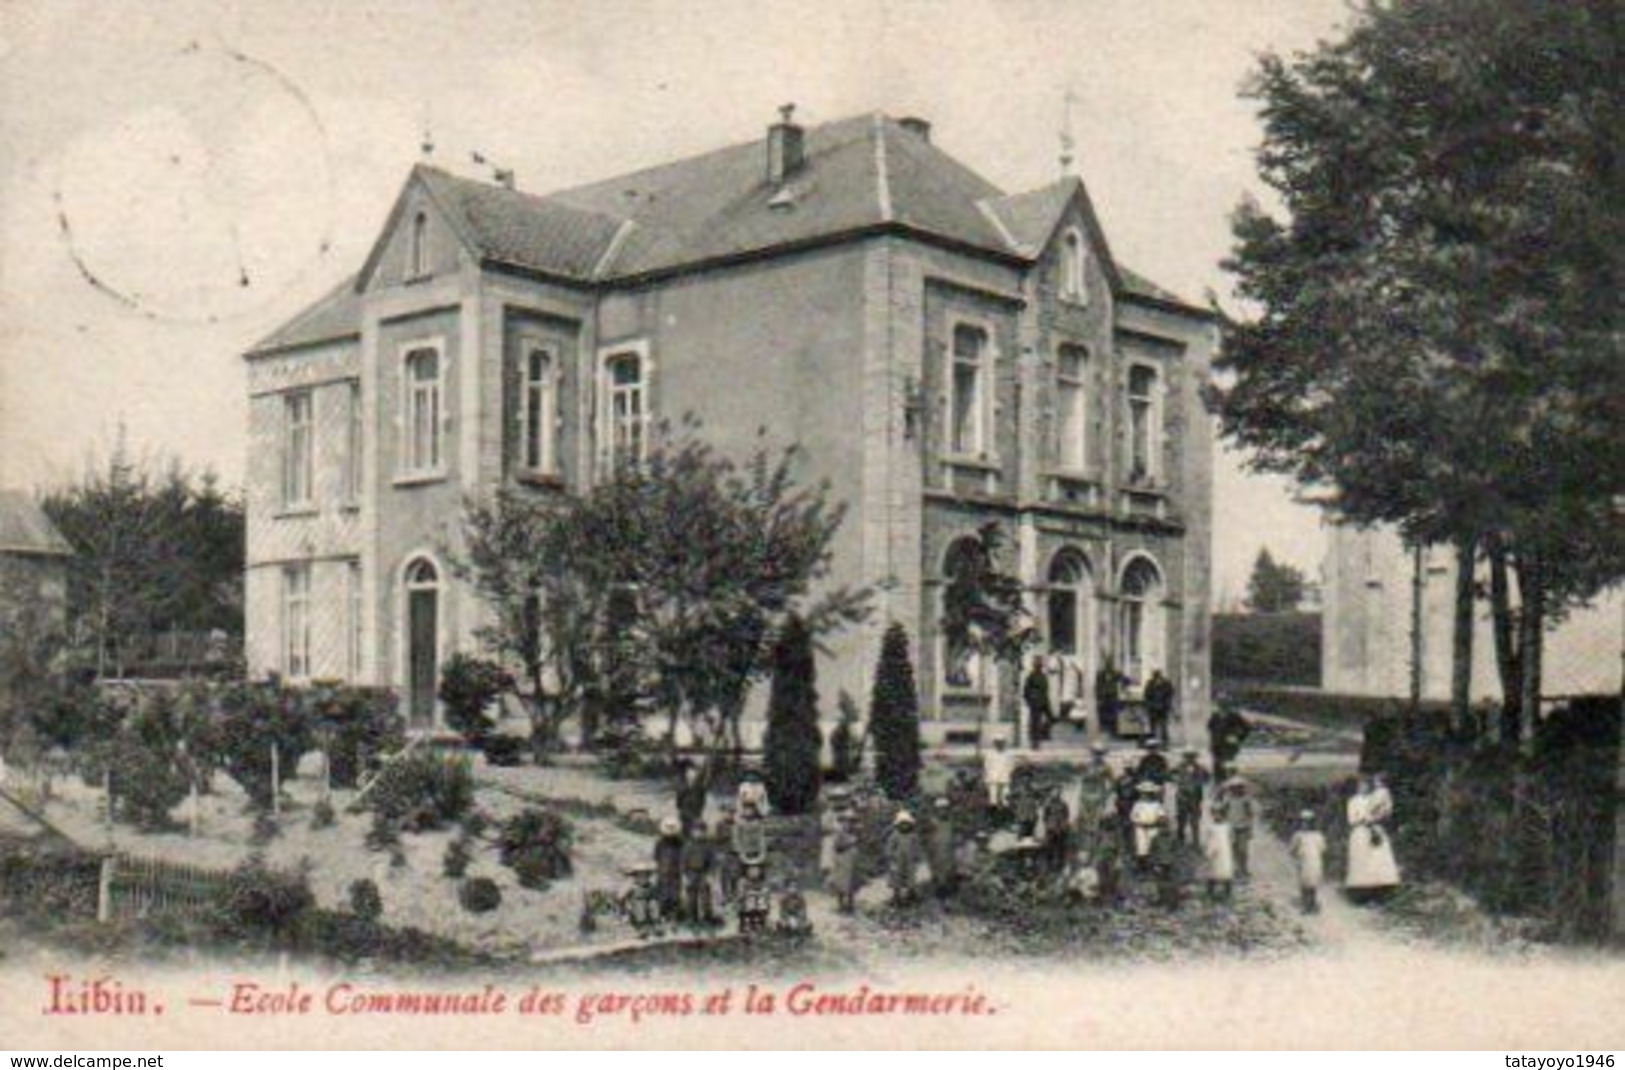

left=96, top=851, right=232, bottom=923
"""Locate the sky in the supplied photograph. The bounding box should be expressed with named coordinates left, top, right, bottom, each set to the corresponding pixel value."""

left=0, top=0, right=1350, bottom=607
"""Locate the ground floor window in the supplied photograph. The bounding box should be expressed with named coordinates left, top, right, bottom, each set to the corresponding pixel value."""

left=1117, top=555, right=1165, bottom=686
left=281, top=563, right=311, bottom=680
left=404, top=557, right=440, bottom=728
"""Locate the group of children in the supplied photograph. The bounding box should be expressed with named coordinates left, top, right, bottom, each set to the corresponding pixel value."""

left=620, top=771, right=813, bottom=940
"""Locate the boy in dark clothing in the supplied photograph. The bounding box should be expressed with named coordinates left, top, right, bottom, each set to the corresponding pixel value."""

left=925, top=798, right=959, bottom=898
left=737, top=861, right=771, bottom=934
left=1041, top=789, right=1073, bottom=875
left=622, top=864, right=662, bottom=939
left=1144, top=670, right=1175, bottom=747
left=1149, top=815, right=1182, bottom=910
left=714, top=804, right=742, bottom=904
left=654, top=817, right=685, bottom=922
left=1094, top=831, right=1123, bottom=907
left=681, top=818, right=718, bottom=926
left=1174, top=749, right=1209, bottom=846
left=1012, top=779, right=1041, bottom=841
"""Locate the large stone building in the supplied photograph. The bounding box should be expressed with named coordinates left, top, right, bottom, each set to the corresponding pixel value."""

left=243, top=110, right=1216, bottom=742
left=1323, top=522, right=1624, bottom=702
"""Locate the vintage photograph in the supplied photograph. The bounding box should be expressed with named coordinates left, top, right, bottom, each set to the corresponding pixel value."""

left=0, top=0, right=1621, bottom=1051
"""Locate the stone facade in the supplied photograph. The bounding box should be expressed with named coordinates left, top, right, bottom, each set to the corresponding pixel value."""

left=243, top=113, right=1215, bottom=742
left=1322, top=522, right=1623, bottom=702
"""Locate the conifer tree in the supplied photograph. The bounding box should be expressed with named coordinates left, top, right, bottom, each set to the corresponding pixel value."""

left=762, top=615, right=823, bottom=814
left=869, top=623, right=921, bottom=801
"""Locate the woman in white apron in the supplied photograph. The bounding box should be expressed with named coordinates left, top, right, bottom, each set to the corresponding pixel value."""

left=1345, top=774, right=1401, bottom=903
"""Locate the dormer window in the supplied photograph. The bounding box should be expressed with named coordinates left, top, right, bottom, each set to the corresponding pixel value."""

left=1061, top=227, right=1088, bottom=304
left=409, top=211, right=429, bottom=279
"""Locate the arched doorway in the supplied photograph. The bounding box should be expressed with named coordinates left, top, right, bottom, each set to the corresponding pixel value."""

left=1116, top=554, right=1165, bottom=689
left=1046, top=548, right=1095, bottom=720
left=403, top=556, right=440, bottom=729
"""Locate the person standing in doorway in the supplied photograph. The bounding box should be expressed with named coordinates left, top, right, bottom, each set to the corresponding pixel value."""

left=1095, top=659, right=1123, bottom=739
left=1023, top=658, right=1054, bottom=751
left=1144, top=669, right=1175, bottom=748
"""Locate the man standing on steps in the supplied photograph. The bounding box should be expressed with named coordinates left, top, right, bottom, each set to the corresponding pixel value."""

left=1144, top=669, right=1175, bottom=747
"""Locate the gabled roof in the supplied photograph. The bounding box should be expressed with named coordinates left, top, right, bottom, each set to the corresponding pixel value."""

left=251, top=111, right=1207, bottom=355
left=0, top=490, right=72, bottom=557
left=248, top=274, right=362, bottom=356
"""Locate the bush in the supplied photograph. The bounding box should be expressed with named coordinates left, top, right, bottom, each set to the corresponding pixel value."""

left=311, top=686, right=403, bottom=789
left=347, top=879, right=383, bottom=922
left=764, top=615, right=823, bottom=814
left=459, top=877, right=502, bottom=914
left=596, top=728, right=675, bottom=781
left=216, top=683, right=315, bottom=810
left=480, top=734, right=526, bottom=767
left=497, top=808, right=573, bottom=888
left=443, top=836, right=473, bottom=879
left=217, top=855, right=315, bottom=938
left=438, top=654, right=513, bottom=748
left=108, top=691, right=192, bottom=830
left=367, top=750, right=475, bottom=833
left=869, top=623, right=921, bottom=801
left=1212, top=612, right=1322, bottom=686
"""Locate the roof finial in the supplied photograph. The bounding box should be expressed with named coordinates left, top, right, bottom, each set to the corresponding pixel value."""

left=1059, top=88, right=1079, bottom=176
left=420, top=104, right=435, bottom=159
left=778, top=102, right=797, bottom=125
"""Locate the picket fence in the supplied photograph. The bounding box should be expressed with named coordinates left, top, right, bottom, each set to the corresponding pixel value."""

left=96, top=851, right=232, bottom=923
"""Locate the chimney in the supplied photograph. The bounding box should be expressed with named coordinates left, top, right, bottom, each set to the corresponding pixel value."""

left=766, top=103, right=805, bottom=185
left=494, top=168, right=515, bottom=190
left=898, top=116, right=932, bottom=142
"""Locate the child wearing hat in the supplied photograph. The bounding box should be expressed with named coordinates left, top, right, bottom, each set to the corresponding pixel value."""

left=829, top=811, right=862, bottom=914
left=737, top=860, right=772, bottom=934
left=1288, top=809, right=1328, bottom=914
left=681, top=817, right=718, bottom=927
left=1219, top=777, right=1256, bottom=880
left=1129, top=780, right=1166, bottom=868
left=1201, top=804, right=1235, bottom=902
left=622, top=864, right=663, bottom=939
left=886, top=810, right=922, bottom=907
left=654, top=816, right=686, bottom=922
left=926, top=797, right=960, bottom=898
left=714, top=803, right=742, bottom=904
left=1173, top=748, right=1210, bottom=846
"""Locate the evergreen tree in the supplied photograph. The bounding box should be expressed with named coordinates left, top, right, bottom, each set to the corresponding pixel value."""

left=762, top=615, right=822, bottom=815
left=1245, top=548, right=1307, bottom=613
left=869, top=623, right=921, bottom=801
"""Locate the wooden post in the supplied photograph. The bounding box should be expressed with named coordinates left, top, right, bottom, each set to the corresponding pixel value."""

left=188, top=779, right=200, bottom=838
left=271, top=743, right=281, bottom=818
left=102, top=767, right=114, bottom=847
left=1409, top=542, right=1425, bottom=713
left=96, top=854, right=115, bottom=923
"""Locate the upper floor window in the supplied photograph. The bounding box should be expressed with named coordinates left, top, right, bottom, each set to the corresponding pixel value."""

left=282, top=562, right=312, bottom=680
left=282, top=391, right=313, bottom=508
left=409, top=212, right=429, bottom=278
left=1056, top=344, right=1088, bottom=472
left=343, top=382, right=363, bottom=503
left=948, top=322, right=991, bottom=457
left=603, top=349, right=647, bottom=473
left=402, top=343, right=444, bottom=475
left=1061, top=227, right=1088, bottom=304
left=1127, top=364, right=1161, bottom=485
left=520, top=342, right=558, bottom=475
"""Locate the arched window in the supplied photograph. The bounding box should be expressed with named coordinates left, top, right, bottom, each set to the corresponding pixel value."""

left=520, top=342, right=556, bottom=474
left=1046, top=548, right=1092, bottom=658
left=1117, top=555, right=1165, bottom=687
left=402, top=343, right=443, bottom=474
left=941, top=536, right=989, bottom=693
left=403, top=556, right=441, bottom=728
left=409, top=212, right=429, bottom=278
left=1061, top=227, right=1087, bottom=303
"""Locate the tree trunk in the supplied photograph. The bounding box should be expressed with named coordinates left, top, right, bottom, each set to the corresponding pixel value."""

left=1487, top=540, right=1521, bottom=743
left=1409, top=542, right=1426, bottom=713
left=1515, top=554, right=1545, bottom=758
left=1450, top=534, right=1477, bottom=732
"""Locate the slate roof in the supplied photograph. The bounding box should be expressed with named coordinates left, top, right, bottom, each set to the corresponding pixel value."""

left=0, top=490, right=72, bottom=557
left=251, top=112, right=1203, bottom=354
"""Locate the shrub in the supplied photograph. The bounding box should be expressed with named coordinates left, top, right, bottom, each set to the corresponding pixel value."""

left=348, top=879, right=383, bottom=922
left=216, top=683, right=315, bottom=810
left=497, top=808, right=573, bottom=888
left=596, top=727, right=675, bottom=780
left=365, top=811, right=401, bottom=852
left=763, top=615, right=823, bottom=815
left=459, top=877, right=502, bottom=914
left=311, top=686, right=404, bottom=789
left=438, top=653, right=513, bottom=747
left=368, top=750, right=475, bottom=832
left=109, top=691, right=191, bottom=830
left=217, top=855, right=315, bottom=938
left=443, top=836, right=473, bottom=879
left=869, top=623, right=921, bottom=801
left=480, top=734, right=526, bottom=767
